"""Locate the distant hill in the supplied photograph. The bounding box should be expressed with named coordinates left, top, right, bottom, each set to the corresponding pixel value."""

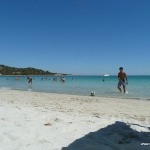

left=0, top=65, right=67, bottom=76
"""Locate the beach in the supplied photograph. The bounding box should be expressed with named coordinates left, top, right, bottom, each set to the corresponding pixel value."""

left=0, top=90, right=150, bottom=150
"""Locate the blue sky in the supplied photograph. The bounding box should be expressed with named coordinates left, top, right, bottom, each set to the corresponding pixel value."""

left=0, top=0, right=150, bottom=75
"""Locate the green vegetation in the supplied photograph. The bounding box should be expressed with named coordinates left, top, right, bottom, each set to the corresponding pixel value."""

left=0, top=64, right=64, bottom=76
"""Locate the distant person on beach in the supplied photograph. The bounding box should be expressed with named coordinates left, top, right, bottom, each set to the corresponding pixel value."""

left=118, top=67, right=128, bottom=93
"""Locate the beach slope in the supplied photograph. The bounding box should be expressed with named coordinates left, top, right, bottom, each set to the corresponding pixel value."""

left=0, top=90, right=150, bottom=150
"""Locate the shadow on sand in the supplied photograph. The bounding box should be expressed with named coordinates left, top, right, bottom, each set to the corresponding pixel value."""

left=62, top=121, right=150, bottom=150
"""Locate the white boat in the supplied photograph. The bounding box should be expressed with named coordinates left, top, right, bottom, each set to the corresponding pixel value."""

left=103, top=74, right=109, bottom=76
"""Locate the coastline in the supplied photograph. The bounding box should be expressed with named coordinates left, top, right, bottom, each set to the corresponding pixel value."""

left=2, top=87, right=150, bottom=101
left=0, top=89, right=150, bottom=150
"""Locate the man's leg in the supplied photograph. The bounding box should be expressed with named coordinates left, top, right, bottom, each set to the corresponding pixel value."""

left=118, top=81, right=122, bottom=92
left=123, top=85, right=126, bottom=93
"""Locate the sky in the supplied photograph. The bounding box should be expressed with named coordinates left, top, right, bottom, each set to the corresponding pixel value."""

left=0, top=0, right=150, bottom=75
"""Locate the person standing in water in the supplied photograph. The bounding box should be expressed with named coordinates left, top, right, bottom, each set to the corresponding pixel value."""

left=117, top=67, right=128, bottom=93
left=61, top=76, right=65, bottom=82
left=27, top=76, right=32, bottom=84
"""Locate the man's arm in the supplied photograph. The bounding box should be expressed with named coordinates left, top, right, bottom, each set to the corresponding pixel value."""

left=118, top=73, right=120, bottom=80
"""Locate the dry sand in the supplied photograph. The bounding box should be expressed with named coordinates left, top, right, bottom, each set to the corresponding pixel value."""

left=0, top=90, right=150, bottom=150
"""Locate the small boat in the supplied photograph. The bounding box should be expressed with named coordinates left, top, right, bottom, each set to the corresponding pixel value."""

left=103, top=74, right=109, bottom=76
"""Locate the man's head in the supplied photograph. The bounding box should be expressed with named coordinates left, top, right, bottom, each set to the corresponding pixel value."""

left=119, top=67, right=123, bottom=72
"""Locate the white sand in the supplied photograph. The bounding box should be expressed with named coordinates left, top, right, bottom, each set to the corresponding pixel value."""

left=0, top=90, right=150, bottom=150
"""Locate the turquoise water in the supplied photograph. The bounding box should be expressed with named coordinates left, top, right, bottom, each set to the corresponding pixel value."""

left=0, top=75, right=150, bottom=100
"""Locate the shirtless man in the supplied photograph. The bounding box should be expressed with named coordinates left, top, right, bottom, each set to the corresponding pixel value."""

left=118, top=67, right=128, bottom=93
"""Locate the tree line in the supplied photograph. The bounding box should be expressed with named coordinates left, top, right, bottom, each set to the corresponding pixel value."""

left=0, top=64, right=59, bottom=75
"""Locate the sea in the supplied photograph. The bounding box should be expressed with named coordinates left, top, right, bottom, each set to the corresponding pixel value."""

left=0, top=75, right=150, bottom=100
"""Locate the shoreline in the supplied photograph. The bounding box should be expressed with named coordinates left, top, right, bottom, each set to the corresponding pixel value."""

left=1, top=88, right=150, bottom=101
left=0, top=90, right=150, bottom=150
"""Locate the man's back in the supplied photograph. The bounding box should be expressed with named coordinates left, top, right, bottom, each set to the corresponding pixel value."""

left=118, top=71, right=126, bottom=81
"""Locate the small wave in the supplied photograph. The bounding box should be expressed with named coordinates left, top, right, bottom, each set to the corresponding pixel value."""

left=16, top=88, right=22, bottom=90
left=0, top=87, right=12, bottom=90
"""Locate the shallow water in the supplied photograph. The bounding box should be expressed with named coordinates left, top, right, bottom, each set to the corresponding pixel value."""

left=0, top=75, right=150, bottom=100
